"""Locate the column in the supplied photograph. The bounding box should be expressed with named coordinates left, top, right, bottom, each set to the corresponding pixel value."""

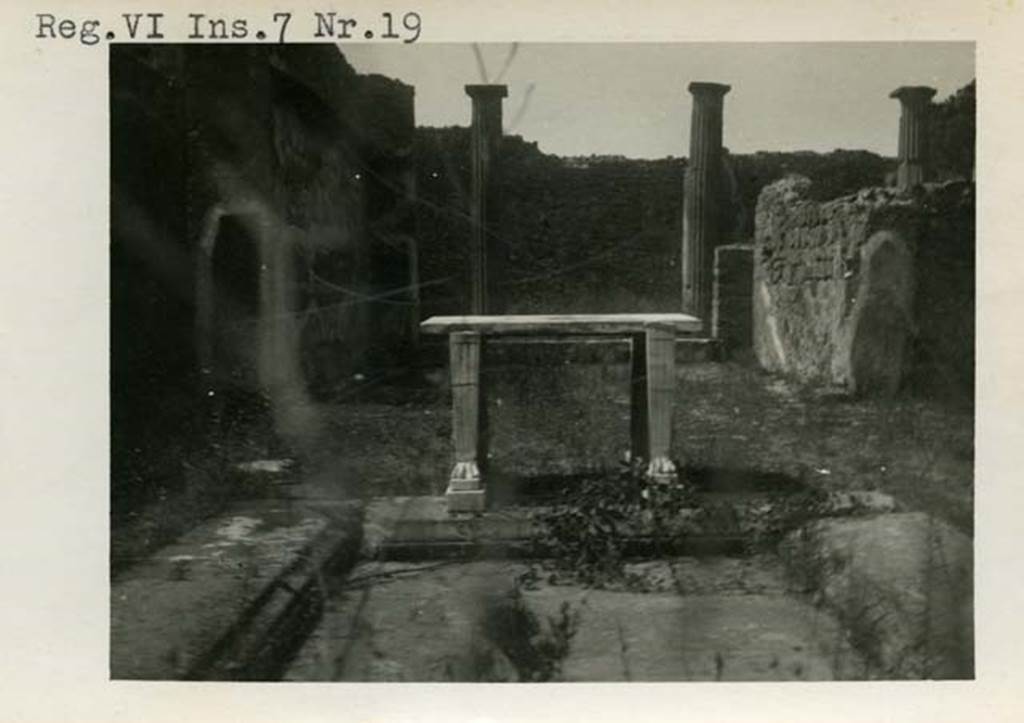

left=465, top=84, right=508, bottom=314
left=645, top=326, right=679, bottom=483
left=890, top=86, right=936, bottom=190
left=448, top=332, right=486, bottom=512
left=682, top=82, right=730, bottom=332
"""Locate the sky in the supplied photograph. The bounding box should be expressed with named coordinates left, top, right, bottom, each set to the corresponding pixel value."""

left=340, top=42, right=974, bottom=159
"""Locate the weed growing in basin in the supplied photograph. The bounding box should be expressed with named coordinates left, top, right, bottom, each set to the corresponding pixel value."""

left=529, top=458, right=695, bottom=588
left=528, top=459, right=841, bottom=590
left=477, top=583, right=580, bottom=682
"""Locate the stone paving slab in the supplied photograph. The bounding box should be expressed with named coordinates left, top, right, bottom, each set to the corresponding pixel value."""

left=110, top=497, right=361, bottom=680
left=363, top=496, right=536, bottom=555
left=284, top=561, right=524, bottom=681
left=285, top=557, right=865, bottom=682
left=526, top=588, right=862, bottom=681
left=781, top=511, right=973, bottom=678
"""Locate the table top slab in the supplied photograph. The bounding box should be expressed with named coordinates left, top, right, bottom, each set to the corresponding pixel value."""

left=420, top=313, right=702, bottom=336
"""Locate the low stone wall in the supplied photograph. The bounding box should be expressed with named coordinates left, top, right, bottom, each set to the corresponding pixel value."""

left=752, top=176, right=973, bottom=397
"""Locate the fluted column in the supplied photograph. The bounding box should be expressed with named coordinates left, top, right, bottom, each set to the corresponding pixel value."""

left=890, top=85, right=936, bottom=190
left=682, top=82, right=730, bottom=331
left=465, top=84, right=507, bottom=314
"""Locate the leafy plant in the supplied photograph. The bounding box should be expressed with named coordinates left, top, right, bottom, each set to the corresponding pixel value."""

left=530, top=458, right=694, bottom=588
left=478, top=584, right=579, bottom=682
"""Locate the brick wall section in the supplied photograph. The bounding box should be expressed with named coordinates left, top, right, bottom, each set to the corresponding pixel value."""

left=712, top=243, right=754, bottom=353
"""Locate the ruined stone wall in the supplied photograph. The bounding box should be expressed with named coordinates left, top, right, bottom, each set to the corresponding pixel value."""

left=906, top=182, right=975, bottom=402
left=112, top=43, right=416, bottom=512
left=499, top=156, right=686, bottom=314
left=753, top=176, right=974, bottom=398
left=110, top=47, right=192, bottom=400
left=114, top=44, right=415, bottom=393
left=713, top=244, right=754, bottom=354
left=415, top=130, right=685, bottom=317
left=112, top=44, right=415, bottom=425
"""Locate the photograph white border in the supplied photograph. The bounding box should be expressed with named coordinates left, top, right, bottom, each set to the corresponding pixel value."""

left=1, top=0, right=1019, bottom=720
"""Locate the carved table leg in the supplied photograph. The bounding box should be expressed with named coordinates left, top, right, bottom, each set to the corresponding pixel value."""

left=629, top=332, right=649, bottom=465
left=447, top=332, right=486, bottom=512
left=645, top=326, right=679, bottom=483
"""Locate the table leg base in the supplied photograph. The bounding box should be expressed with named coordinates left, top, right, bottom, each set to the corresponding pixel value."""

left=646, top=456, right=679, bottom=485
left=445, top=485, right=486, bottom=513
left=448, top=461, right=481, bottom=490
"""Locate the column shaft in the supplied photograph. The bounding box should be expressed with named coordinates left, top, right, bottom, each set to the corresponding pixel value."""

left=465, top=84, right=507, bottom=314
left=682, top=82, right=730, bottom=331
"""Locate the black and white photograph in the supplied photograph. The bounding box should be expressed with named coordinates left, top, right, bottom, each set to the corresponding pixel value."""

left=4, top=0, right=1024, bottom=720
left=108, top=41, right=975, bottom=682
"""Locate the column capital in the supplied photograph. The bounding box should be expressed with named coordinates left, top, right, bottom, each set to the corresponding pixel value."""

left=688, top=81, right=731, bottom=98
left=889, top=85, right=936, bottom=106
left=465, top=84, right=508, bottom=101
